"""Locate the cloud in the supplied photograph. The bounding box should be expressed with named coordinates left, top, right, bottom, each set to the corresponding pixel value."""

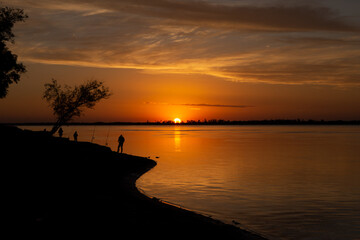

left=207, top=35, right=360, bottom=85
left=63, top=0, right=360, bottom=32
left=280, top=36, right=360, bottom=46
left=9, top=0, right=359, bottom=32
left=5, top=0, right=360, bottom=86
left=178, top=103, right=253, bottom=108
left=144, top=102, right=253, bottom=108
left=215, top=61, right=360, bottom=85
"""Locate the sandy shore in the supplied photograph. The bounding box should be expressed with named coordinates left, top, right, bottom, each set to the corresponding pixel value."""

left=2, top=125, right=266, bottom=239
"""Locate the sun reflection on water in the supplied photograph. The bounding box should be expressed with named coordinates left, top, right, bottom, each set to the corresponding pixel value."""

left=174, top=127, right=181, bottom=152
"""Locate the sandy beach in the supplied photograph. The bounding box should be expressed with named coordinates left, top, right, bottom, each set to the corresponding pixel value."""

left=2, top=125, right=266, bottom=239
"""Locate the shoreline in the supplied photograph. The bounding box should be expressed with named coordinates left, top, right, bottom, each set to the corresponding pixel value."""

left=8, top=119, right=360, bottom=126
left=2, top=125, right=266, bottom=239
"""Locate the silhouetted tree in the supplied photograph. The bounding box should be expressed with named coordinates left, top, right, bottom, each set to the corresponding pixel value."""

left=43, top=79, right=111, bottom=134
left=0, top=6, right=27, bottom=98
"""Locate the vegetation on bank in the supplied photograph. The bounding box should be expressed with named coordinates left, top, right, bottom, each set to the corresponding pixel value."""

left=10, top=119, right=360, bottom=126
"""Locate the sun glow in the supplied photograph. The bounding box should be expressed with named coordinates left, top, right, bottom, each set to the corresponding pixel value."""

left=174, top=118, right=182, bottom=124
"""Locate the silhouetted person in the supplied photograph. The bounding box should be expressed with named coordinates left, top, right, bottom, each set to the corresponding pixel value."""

left=117, top=134, right=125, bottom=153
left=73, top=131, right=78, bottom=142
left=58, top=127, right=63, bottom=138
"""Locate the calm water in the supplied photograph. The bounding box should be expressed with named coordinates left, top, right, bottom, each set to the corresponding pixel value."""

left=21, top=125, right=360, bottom=239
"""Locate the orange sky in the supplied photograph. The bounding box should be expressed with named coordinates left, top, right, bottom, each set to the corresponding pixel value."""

left=1, top=0, right=360, bottom=122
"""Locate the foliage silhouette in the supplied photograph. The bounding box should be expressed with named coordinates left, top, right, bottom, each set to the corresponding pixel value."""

left=0, top=5, right=27, bottom=98
left=43, top=79, right=111, bottom=134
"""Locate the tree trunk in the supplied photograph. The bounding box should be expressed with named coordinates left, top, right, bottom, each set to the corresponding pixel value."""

left=50, top=119, right=63, bottom=135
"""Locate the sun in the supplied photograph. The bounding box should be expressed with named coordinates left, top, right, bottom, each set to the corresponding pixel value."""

left=174, top=118, right=182, bottom=124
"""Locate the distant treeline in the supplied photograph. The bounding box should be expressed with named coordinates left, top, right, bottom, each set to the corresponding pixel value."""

left=10, top=119, right=360, bottom=126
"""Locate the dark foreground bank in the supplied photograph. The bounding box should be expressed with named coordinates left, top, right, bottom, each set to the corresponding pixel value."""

left=2, top=125, right=266, bottom=239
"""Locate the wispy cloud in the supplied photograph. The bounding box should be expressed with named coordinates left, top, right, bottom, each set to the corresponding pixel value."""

left=144, top=102, right=253, bottom=108
left=177, top=103, right=253, bottom=108
left=22, top=0, right=358, bottom=32
left=5, top=0, right=360, bottom=86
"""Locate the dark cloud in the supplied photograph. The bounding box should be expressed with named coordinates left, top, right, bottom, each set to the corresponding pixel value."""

left=280, top=36, right=360, bottom=46
left=175, top=103, right=253, bottom=108
left=74, top=0, right=359, bottom=32
left=12, top=0, right=359, bottom=32
left=145, top=102, right=253, bottom=108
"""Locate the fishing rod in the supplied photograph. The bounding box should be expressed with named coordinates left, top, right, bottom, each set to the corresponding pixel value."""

left=105, top=127, right=110, bottom=146
left=91, top=126, right=96, bottom=143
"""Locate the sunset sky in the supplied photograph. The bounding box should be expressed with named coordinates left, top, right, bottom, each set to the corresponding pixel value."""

left=1, top=0, right=360, bottom=122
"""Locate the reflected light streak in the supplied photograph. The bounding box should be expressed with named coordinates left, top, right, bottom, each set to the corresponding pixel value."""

left=174, top=127, right=181, bottom=152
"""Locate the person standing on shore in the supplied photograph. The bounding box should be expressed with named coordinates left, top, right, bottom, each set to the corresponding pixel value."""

left=117, top=134, right=125, bottom=153
left=58, top=127, right=63, bottom=138
left=73, top=131, right=78, bottom=142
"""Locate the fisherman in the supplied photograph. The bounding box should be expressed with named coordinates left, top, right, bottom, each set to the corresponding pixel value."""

left=73, top=131, right=78, bottom=142
left=58, top=127, right=63, bottom=138
left=117, top=134, right=125, bottom=153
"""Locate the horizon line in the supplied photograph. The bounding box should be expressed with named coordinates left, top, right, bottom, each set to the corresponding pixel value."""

left=3, top=119, right=360, bottom=126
